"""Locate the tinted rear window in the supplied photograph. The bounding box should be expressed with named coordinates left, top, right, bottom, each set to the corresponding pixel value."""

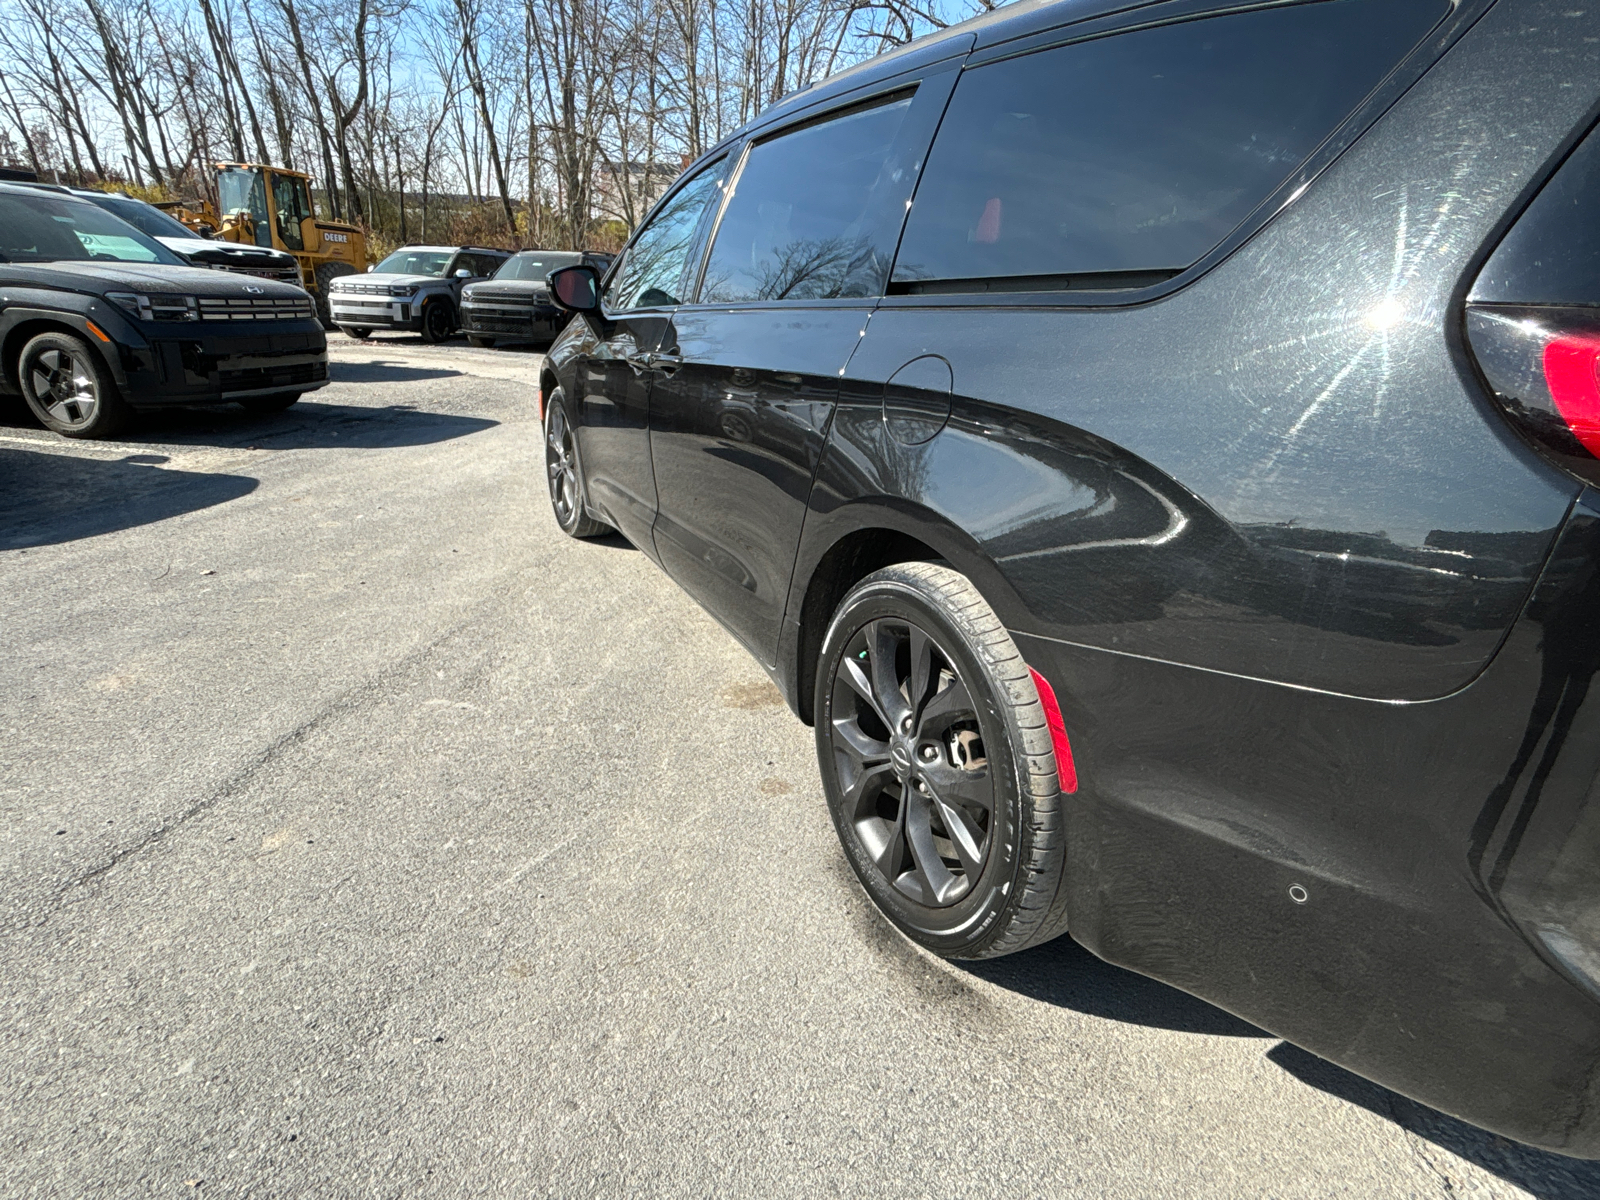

left=892, top=0, right=1446, bottom=290
left=700, top=94, right=915, bottom=303
left=1471, top=120, right=1600, bottom=306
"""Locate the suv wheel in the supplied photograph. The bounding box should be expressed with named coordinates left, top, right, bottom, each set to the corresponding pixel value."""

left=815, top=562, right=1070, bottom=959
left=544, top=388, right=612, bottom=538
left=339, top=326, right=372, bottom=340
left=314, top=262, right=354, bottom=329
left=420, top=300, right=453, bottom=344
left=18, top=332, right=132, bottom=439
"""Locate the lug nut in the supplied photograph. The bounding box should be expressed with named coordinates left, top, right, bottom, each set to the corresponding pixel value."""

left=919, top=745, right=938, bottom=761
left=902, top=717, right=913, bottom=732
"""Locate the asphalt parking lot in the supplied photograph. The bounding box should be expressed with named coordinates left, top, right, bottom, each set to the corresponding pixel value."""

left=4, top=331, right=1599, bottom=1199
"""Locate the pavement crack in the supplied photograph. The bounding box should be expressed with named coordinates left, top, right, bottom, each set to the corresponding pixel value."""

left=13, top=609, right=488, bottom=934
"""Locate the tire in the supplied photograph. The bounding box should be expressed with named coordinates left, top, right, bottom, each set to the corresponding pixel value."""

left=339, top=326, right=372, bottom=340
left=420, top=299, right=453, bottom=344
left=240, top=392, right=300, bottom=414
left=467, top=335, right=495, bottom=348
left=543, top=388, right=612, bottom=538
left=17, top=331, right=132, bottom=439
left=815, top=562, right=1069, bottom=960
left=314, top=262, right=355, bottom=330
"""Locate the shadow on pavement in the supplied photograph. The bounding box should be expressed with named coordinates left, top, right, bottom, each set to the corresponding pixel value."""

left=329, top=361, right=465, bottom=384
left=0, top=447, right=257, bottom=550
left=1269, top=1042, right=1600, bottom=1200
left=130, top=401, right=499, bottom=450
left=962, top=934, right=1268, bottom=1036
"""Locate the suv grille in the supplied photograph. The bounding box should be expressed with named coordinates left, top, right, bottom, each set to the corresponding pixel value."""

left=339, top=283, right=391, bottom=296
left=212, top=264, right=303, bottom=286
left=198, top=295, right=316, bottom=321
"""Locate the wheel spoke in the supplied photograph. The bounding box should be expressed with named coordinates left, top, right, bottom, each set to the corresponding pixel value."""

left=868, top=620, right=912, bottom=731
left=917, top=677, right=974, bottom=735
left=907, top=625, right=936, bottom=717
left=840, top=654, right=888, bottom=725
left=902, top=793, right=960, bottom=904
left=922, top=759, right=995, bottom=814
left=931, top=792, right=986, bottom=879
left=832, top=714, right=890, bottom=767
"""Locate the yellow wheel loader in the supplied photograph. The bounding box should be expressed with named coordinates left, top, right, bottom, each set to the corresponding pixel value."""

left=167, top=164, right=368, bottom=328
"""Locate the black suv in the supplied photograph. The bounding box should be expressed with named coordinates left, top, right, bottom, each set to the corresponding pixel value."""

left=459, top=249, right=613, bottom=348
left=542, top=0, right=1600, bottom=1158
left=0, top=182, right=327, bottom=437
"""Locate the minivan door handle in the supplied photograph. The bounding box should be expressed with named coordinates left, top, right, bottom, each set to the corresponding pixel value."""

left=623, top=349, right=654, bottom=374
left=649, top=352, right=684, bottom=376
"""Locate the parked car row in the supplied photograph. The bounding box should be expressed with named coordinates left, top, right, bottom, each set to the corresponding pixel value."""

left=0, top=179, right=607, bottom=438
left=539, top=0, right=1600, bottom=1162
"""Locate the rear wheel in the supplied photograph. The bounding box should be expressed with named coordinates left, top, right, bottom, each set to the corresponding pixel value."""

left=467, top=335, right=495, bottom=348
left=420, top=300, right=453, bottom=344
left=544, top=388, right=612, bottom=538
left=240, top=392, right=300, bottom=414
left=18, top=331, right=132, bottom=439
left=815, top=562, right=1069, bottom=960
left=314, top=262, right=355, bottom=329
left=339, top=326, right=371, bottom=340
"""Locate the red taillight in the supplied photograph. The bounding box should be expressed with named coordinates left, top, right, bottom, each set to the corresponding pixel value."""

left=1028, top=667, right=1078, bottom=795
left=1466, top=305, right=1600, bottom=487
left=1544, top=336, right=1600, bottom=455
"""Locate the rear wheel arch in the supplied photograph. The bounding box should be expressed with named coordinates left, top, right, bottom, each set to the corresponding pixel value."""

left=792, top=513, right=1023, bottom=726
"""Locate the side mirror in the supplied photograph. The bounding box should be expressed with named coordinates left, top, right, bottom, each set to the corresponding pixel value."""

left=366, top=264, right=374, bottom=272
left=549, top=264, right=600, bottom=314
left=454, top=268, right=471, bottom=279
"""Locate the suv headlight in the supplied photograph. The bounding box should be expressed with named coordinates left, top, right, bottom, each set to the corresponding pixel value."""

left=104, top=292, right=199, bottom=322
left=390, top=284, right=418, bottom=297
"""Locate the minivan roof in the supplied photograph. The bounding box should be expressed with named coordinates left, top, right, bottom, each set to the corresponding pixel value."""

left=719, top=0, right=1272, bottom=148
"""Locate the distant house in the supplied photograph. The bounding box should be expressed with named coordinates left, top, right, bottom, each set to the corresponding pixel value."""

left=593, top=159, right=681, bottom=226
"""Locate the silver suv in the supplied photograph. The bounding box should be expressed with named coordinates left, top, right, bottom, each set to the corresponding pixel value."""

left=328, top=245, right=509, bottom=343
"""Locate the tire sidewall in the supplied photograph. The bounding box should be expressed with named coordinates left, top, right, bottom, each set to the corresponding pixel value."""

left=815, top=575, right=1029, bottom=957
left=544, top=388, right=584, bottom=535
left=421, top=300, right=452, bottom=343
left=18, top=331, right=125, bottom=438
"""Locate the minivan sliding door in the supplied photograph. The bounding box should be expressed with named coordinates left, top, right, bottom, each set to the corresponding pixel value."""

left=647, top=71, right=957, bottom=665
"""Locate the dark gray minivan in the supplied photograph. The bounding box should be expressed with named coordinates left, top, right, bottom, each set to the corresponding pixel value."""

left=543, top=0, right=1600, bottom=1157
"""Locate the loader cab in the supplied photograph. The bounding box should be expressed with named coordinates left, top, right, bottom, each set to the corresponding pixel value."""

left=216, top=164, right=315, bottom=254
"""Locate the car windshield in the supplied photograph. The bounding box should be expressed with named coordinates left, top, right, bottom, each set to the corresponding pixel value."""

left=89, top=194, right=202, bottom=240
left=374, top=249, right=453, bottom=277
left=0, top=193, right=184, bottom=264
left=494, top=252, right=581, bottom=281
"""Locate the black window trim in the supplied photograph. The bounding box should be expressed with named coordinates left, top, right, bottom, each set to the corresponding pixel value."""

left=880, top=0, right=1494, bottom=311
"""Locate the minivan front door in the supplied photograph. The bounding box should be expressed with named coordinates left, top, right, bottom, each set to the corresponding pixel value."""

left=568, top=160, right=728, bottom=555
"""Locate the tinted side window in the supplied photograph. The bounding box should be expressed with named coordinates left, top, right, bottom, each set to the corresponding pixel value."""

left=700, top=95, right=915, bottom=303
left=1471, top=121, right=1600, bottom=306
left=893, top=0, right=1446, bottom=288
left=606, top=161, right=727, bottom=312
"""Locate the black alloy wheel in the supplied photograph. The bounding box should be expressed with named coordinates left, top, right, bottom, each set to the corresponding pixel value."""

left=543, top=389, right=612, bottom=538
left=420, top=300, right=453, bottom=344
left=831, top=616, right=994, bottom=908
left=816, top=562, right=1070, bottom=959
left=17, top=331, right=131, bottom=439
left=340, top=326, right=372, bottom=340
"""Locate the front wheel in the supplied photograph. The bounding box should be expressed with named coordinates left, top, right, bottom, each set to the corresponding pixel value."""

left=815, top=562, right=1069, bottom=960
left=17, top=331, right=132, bottom=439
left=339, top=326, right=371, bottom=340
left=544, top=388, right=612, bottom=539
left=420, top=300, right=453, bottom=344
